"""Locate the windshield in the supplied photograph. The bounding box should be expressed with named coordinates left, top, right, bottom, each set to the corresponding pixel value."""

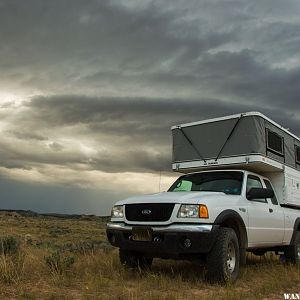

left=168, top=171, right=244, bottom=195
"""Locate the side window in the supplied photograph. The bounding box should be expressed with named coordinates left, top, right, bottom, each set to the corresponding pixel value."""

left=266, top=129, right=284, bottom=156
left=263, top=180, right=278, bottom=205
left=295, top=145, right=300, bottom=165
left=246, top=175, right=266, bottom=203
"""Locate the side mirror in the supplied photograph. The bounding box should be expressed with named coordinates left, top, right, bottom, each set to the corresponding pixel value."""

left=246, top=188, right=274, bottom=200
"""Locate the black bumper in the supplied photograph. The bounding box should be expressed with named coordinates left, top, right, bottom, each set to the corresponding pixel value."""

left=106, top=223, right=219, bottom=258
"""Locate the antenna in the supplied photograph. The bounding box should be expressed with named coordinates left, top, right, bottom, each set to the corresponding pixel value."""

left=158, top=170, right=162, bottom=192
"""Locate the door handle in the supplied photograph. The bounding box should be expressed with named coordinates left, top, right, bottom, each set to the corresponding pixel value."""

left=269, top=208, right=273, bottom=213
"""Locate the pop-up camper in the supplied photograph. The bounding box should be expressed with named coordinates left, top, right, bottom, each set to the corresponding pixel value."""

left=172, top=112, right=300, bottom=208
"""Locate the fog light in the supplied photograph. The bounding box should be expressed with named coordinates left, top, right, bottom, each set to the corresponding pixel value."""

left=184, top=238, right=191, bottom=248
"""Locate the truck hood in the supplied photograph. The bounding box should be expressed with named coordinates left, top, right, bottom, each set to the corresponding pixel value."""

left=116, top=191, right=228, bottom=205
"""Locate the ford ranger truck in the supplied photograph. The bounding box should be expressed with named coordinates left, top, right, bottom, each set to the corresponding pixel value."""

left=106, top=169, right=300, bottom=283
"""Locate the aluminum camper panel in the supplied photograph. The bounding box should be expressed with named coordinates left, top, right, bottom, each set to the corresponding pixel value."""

left=283, top=167, right=300, bottom=207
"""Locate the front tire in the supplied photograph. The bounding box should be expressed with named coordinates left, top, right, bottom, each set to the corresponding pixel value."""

left=119, top=249, right=153, bottom=269
left=285, top=231, right=300, bottom=264
left=206, top=227, right=240, bottom=283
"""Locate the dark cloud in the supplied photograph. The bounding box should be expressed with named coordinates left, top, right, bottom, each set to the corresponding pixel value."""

left=48, top=142, right=64, bottom=152
left=7, top=130, right=48, bottom=141
left=24, top=94, right=300, bottom=132
left=1, top=1, right=300, bottom=103
left=193, top=51, right=300, bottom=108
left=2, top=94, right=299, bottom=175
left=0, top=0, right=238, bottom=96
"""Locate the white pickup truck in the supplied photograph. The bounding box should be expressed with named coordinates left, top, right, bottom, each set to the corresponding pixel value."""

left=106, top=112, right=300, bottom=283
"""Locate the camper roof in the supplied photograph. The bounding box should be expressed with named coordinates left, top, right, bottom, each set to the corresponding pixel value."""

left=171, top=111, right=300, bottom=143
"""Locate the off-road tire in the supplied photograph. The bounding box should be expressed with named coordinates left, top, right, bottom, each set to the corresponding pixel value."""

left=119, top=249, right=153, bottom=269
left=285, top=231, right=300, bottom=264
left=206, top=227, right=240, bottom=283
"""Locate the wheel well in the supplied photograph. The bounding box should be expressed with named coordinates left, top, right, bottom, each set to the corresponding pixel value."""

left=219, top=218, right=247, bottom=250
left=218, top=216, right=248, bottom=266
left=290, top=218, right=300, bottom=245
left=214, top=210, right=248, bottom=265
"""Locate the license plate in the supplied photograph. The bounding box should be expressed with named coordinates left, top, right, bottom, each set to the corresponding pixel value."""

left=132, top=227, right=153, bottom=241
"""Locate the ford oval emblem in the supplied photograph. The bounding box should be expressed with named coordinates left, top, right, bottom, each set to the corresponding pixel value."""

left=141, top=209, right=152, bottom=215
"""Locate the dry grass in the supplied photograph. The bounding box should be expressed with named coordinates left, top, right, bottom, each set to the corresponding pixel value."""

left=0, top=211, right=299, bottom=299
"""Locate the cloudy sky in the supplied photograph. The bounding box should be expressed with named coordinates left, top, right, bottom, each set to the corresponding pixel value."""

left=1, top=0, right=300, bottom=215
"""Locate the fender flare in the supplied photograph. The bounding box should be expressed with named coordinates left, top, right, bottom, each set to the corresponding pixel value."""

left=214, top=209, right=248, bottom=264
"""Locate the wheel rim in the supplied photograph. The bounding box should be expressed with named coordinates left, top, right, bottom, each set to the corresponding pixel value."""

left=297, top=242, right=300, bottom=259
left=227, top=241, right=236, bottom=273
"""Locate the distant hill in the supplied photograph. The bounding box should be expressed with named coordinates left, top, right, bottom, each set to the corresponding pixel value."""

left=0, top=209, right=110, bottom=220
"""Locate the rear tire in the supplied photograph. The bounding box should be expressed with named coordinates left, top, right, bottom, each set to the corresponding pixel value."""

left=285, top=231, right=300, bottom=264
left=119, top=249, right=153, bottom=269
left=206, top=227, right=240, bottom=283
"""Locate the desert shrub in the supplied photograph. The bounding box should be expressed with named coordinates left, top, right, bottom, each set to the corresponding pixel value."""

left=44, top=250, right=75, bottom=275
left=49, top=226, right=71, bottom=237
left=24, top=234, right=33, bottom=245
left=35, top=240, right=58, bottom=249
left=61, top=240, right=114, bottom=254
left=0, top=251, right=25, bottom=284
left=0, top=236, right=19, bottom=256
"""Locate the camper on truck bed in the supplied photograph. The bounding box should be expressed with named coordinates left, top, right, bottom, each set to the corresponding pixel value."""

left=106, top=112, right=300, bottom=283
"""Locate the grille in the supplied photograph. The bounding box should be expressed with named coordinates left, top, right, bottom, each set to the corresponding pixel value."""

left=125, top=203, right=175, bottom=222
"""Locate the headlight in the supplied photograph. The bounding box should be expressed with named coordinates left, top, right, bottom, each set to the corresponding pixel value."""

left=177, top=204, right=209, bottom=218
left=177, top=204, right=199, bottom=218
left=111, top=205, right=124, bottom=218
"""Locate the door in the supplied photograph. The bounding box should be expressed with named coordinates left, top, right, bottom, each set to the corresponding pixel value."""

left=247, top=175, right=284, bottom=246
left=263, top=179, right=285, bottom=243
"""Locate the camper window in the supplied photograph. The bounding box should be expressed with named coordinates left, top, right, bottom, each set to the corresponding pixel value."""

left=295, top=146, right=300, bottom=164
left=266, top=129, right=284, bottom=156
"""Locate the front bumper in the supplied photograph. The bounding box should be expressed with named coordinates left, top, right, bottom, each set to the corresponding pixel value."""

left=106, top=222, right=219, bottom=257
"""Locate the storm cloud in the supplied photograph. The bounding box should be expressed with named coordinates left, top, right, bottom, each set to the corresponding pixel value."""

left=2, top=95, right=299, bottom=175
left=0, top=0, right=300, bottom=214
